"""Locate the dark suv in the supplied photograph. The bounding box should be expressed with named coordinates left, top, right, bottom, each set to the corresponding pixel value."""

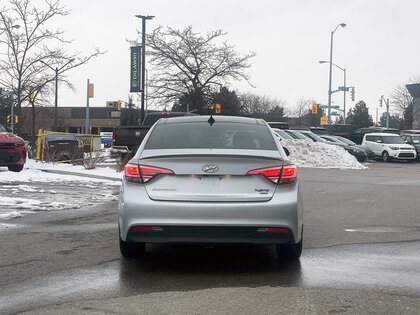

left=0, top=124, right=27, bottom=172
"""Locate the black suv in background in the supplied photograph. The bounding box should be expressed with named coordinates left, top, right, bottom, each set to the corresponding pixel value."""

left=349, top=127, right=399, bottom=144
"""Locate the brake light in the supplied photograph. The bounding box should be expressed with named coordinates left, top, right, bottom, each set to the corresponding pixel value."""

left=139, top=165, right=174, bottom=182
left=280, top=165, right=297, bottom=184
left=124, top=164, right=141, bottom=183
left=112, top=130, right=116, bottom=143
left=247, top=166, right=282, bottom=184
left=247, top=165, right=297, bottom=184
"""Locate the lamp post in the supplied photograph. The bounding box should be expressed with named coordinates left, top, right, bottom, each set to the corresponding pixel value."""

left=320, top=60, right=347, bottom=123
left=327, top=23, right=346, bottom=125
left=1, top=24, right=21, bottom=133
left=40, top=58, right=75, bottom=131
left=135, top=14, right=154, bottom=125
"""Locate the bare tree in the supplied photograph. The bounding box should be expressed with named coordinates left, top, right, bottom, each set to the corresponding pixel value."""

left=0, top=0, right=104, bottom=136
left=390, top=76, right=420, bottom=113
left=238, top=92, right=286, bottom=120
left=146, top=26, right=256, bottom=111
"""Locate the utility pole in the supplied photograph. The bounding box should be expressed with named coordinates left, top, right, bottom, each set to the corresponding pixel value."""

left=86, top=79, right=90, bottom=133
left=343, top=68, right=346, bottom=124
left=135, top=14, right=154, bottom=125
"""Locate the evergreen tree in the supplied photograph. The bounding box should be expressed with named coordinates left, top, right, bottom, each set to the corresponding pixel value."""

left=346, top=101, right=374, bottom=129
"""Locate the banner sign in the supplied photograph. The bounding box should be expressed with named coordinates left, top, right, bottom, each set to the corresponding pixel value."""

left=130, top=46, right=142, bottom=92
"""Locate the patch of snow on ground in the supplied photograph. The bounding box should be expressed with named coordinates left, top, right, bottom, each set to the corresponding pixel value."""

left=281, top=139, right=367, bottom=169
left=0, top=159, right=122, bottom=184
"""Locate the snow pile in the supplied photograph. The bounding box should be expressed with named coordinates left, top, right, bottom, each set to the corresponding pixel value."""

left=281, top=139, right=367, bottom=169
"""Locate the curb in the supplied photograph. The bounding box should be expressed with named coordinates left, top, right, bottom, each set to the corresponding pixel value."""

left=41, top=169, right=122, bottom=182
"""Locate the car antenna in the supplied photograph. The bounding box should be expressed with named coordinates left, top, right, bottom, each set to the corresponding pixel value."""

left=208, top=115, right=215, bottom=126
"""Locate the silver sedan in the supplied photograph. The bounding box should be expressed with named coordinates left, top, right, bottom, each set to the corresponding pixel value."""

left=118, top=116, right=304, bottom=260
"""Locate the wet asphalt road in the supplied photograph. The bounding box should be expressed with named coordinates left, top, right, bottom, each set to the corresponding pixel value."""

left=0, top=162, right=420, bottom=314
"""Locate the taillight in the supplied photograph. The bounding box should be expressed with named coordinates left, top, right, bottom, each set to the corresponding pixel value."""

left=247, top=166, right=282, bottom=184
left=78, top=140, right=83, bottom=148
left=247, top=165, right=297, bottom=184
left=124, top=163, right=141, bottom=183
left=124, top=164, right=174, bottom=183
left=139, top=165, right=174, bottom=182
left=280, top=165, right=297, bottom=184
left=112, top=130, right=116, bottom=143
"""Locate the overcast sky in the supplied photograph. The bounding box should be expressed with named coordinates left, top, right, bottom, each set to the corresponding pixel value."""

left=36, top=0, right=420, bottom=121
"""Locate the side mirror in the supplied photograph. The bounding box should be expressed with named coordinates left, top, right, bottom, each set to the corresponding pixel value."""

left=283, top=147, right=290, bottom=156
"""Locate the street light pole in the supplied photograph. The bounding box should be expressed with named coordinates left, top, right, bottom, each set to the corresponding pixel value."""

left=135, top=14, right=154, bottom=125
left=327, top=23, right=346, bottom=125
left=320, top=60, right=347, bottom=123
left=40, top=58, right=74, bottom=131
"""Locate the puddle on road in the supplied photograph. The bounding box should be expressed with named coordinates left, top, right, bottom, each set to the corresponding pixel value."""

left=0, top=241, right=419, bottom=314
left=345, top=226, right=420, bottom=233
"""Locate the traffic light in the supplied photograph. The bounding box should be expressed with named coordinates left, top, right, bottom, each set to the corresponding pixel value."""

left=379, top=97, right=383, bottom=107
left=215, top=103, right=221, bottom=114
left=29, top=87, right=35, bottom=102
left=312, top=104, right=318, bottom=114
left=7, top=115, right=11, bottom=123
left=117, top=100, right=122, bottom=111
left=351, top=88, right=355, bottom=101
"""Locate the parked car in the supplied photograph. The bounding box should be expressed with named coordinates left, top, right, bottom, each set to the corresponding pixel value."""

left=349, top=127, right=399, bottom=144
left=333, top=136, right=375, bottom=160
left=400, top=130, right=420, bottom=135
left=271, top=128, right=294, bottom=141
left=362, top=133, right=416, bottom=162
left=320, top=135, right=371, bottom=162
left=284, top=130, right=309, bottom=140
left=296, top=130, right=328, bottom=143
left=119, top=116, right=304, bottom=260
left=322, top=124, right=354, bottom=138
left=0, top=124, right=26, bottom=172
left=267, top=122, right=289, bottom=130
left=400, top=134, right=420, bottom=160
left=43, top=133, right=84, bottom=162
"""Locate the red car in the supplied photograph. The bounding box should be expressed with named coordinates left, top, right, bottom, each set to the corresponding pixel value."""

left=0, top=124, right=26, bottom=172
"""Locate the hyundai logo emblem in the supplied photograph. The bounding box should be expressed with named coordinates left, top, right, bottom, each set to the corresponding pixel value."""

left=202, top=165, right=219, bottom=173
left=135, top=131, right=141, bottom=137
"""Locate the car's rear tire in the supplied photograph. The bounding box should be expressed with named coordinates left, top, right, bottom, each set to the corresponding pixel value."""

left=276, top=239, right=303, bottom=261
left=8, top=164, right=24, bottom=172
left=119, top=236, right=145, bottom=258
left=382, top=151, right=389, bottom=162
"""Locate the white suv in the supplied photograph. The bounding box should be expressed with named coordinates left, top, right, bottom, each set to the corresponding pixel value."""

left=362, top=133, right=417, bottom=162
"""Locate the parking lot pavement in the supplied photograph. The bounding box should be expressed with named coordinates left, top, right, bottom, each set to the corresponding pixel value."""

left=0, top=162, right=419, bottom=314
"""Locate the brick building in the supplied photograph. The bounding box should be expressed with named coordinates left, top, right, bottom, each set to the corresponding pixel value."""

left=19, top=106, right=123, bottom=138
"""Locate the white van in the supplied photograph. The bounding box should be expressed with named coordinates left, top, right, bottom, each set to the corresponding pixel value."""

left=362, top=133, right=416, bottom=162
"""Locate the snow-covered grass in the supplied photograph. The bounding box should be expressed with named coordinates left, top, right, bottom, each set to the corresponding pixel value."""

left=281, top=139, right=367, bottom=169
left=0, top=159, right=123, bottom=183
left=0, top=159, right=121, bottom=220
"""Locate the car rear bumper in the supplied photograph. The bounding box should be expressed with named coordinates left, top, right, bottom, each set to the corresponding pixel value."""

left=0, top=146, right=26, bottom=166
left=126, top=225, right=296, bottom=244
left=119, top=180, right=304, bottom=245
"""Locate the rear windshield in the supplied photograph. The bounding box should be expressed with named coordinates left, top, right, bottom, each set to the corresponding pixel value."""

left=46, top=134, right=77, bottom=141
left=145, top=122, right=277, bottom=150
